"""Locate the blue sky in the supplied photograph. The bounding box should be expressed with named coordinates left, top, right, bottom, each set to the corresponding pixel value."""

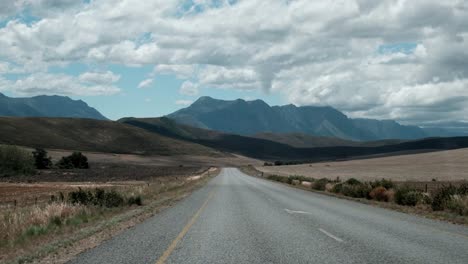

left=2, top=62, right=284, bottom=120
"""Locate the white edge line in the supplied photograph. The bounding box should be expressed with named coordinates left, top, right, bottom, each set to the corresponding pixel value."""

left=319, top=228, right=344, bottom=243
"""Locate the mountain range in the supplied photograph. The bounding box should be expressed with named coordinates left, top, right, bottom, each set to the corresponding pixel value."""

left=0, top=93, right=107, bottom=120
left=167, top=96, right=427, bottom=141
left=1, top=93, right=467, bottom=141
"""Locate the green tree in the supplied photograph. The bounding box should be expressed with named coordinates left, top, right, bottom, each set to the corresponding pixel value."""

left=56, top=152, right=89, bottom=169
left=32, top=148, right=52, bottom=169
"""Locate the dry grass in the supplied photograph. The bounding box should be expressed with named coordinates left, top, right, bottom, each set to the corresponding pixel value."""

left=257, top=148, right=468, bottom=182
left=1, top=203, right=88, bottom=246
left=0, top=167, right=219, bottom=263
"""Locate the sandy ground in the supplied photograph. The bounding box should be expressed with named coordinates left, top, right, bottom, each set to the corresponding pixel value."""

left=256, top=148, right=468, bottom=182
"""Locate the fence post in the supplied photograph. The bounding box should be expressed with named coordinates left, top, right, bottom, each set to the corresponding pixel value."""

left=425, top=184, right=428, bottom=193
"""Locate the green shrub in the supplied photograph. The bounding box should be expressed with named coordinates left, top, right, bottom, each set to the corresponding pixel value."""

left=0, top=145, right=35, bottom=176
left=431, top=185, right=457, bottom=211
left=395, top=187, right=422, bottom=206
left=341, top=183, right=372, bottom=199
left=331, top=183, right=343, bottom=193
left=345, top=178, right=361, bottom=185
left=267, top=175, right=289, bottom=183
left=68, top=188, right=93, bottom=205
left=446, top=196, right=468, bottom=216
left=370, top=179, right=395, bottom=189
left=312, top=178, right=329, bottom=191
left=32, top=148, right=52, bottom=169
left=56, top=152, right=89, bottom=169
left=103, top=190, right=125, bottom=208
left=127, top=196, right=143, bottom=206
left=68, top=188, right=125, bottom=208
left=457, top=183, right=468, bottom=195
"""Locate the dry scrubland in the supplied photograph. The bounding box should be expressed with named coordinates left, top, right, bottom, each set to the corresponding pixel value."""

left=257, top=148, right=468, bottom=182
left=0, top=146, right=225, bottom=263
left=247, top=149, right=468, bottom=225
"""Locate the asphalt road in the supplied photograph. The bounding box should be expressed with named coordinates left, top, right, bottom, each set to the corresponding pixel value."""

left=70, top=168, right=468, bottom=264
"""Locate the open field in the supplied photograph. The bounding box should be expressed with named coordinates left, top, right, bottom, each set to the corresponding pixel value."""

left=46, top=149, right=262, bottom=168
left=0, top=145, right=227, bottom=263
left=256, top=148, right=468, bottom=182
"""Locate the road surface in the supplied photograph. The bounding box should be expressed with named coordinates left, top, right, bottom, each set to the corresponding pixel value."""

left=70, top=168, right=468, bottom=264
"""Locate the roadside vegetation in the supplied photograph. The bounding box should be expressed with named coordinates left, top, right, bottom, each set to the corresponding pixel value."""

left=1, top=188, right=143, bottom=250
left=0, top=145, right=218, bottom=263
left=0, top=145, right=36, bottom=177
left=1, top=146, right=89, bottom=178
left=254, top=167, right=468, bottom=223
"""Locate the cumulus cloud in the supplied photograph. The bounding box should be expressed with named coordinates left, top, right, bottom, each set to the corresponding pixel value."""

left=138, top=78, right=154, bottom=89
left=0, top=0, right=467, bottom=123
left=179, top=81, right=199, bottom=96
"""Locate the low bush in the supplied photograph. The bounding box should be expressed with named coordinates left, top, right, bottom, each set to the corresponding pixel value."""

left=458, top=183, right=468, bottom=195
left=56, top=152, right=89, bottom=169
left=345, top=178, right=361, bottom=185
left=369, top=187, right=390, bottom=202
left=312, top=178, right=329, bottom=191
left=370, top=179, right=395, bottom=189
left=446, top=196, right=468, bottom=216
left=128, top=196, right=143, bottom=206
left=0, top=145, right=35, bottom=176
left=267, top=175, right=289, bottom=183
left=331, top=183, right=343, bottom=193
left=395, top=187, right=422, bottom=206
left=431, top=185, right=457, bottom=211
left=103, top=190, right=125, bottom=208
left=341, top=183, right=372, bottom=199
left=67, top=188, right=138, bottom=208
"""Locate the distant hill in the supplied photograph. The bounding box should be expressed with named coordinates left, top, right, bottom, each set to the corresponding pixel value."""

left=0, top=117, right=219, bottom=156
left=352, top=119, right=426, bottom=140
left=167, top=96, right=428, bottom=141
left=0, top=93, right=107, bottom=120
left=120, top=117, right=468, bottom=161
left=253, top=132, right=405, bottom=148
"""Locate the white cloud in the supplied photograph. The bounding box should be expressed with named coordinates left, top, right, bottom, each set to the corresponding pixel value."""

left=2, top=72, right=120, bottom=96
left=175, top=99, right=193, bottom=106
left=0, top=0, right=467, bottom=123
left=79, top=71, right=120, bottom=84
left=138, top=78, right=154, bottom=89
left=154, top=64, right=195, bottom=79
left=179, top=81, right=199, bottom=96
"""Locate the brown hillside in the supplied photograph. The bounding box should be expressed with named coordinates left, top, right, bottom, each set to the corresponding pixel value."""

left=0, top=117, right=220, bottom=156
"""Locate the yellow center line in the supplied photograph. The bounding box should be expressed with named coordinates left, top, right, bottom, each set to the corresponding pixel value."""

left=155, top=189, right=216, bottom=264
